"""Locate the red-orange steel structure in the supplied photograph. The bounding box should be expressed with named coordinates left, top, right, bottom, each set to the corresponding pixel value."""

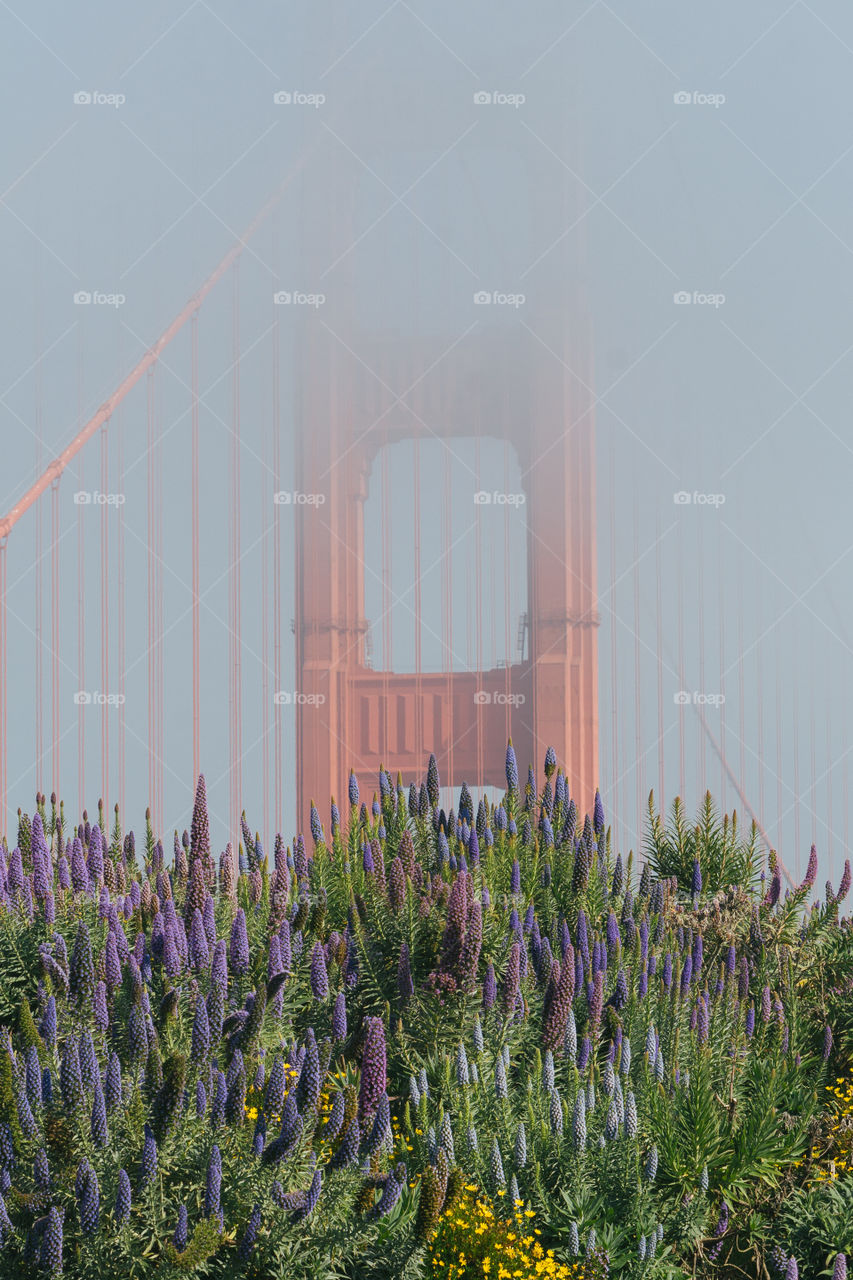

left=293, top=323, right=601, bottom=828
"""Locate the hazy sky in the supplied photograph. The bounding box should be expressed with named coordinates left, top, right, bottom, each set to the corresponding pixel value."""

left=2, top=1, right=852, bottom=891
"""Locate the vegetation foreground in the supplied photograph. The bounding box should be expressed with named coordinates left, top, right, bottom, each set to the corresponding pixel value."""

left=0, top=745, right=850, bottom=1279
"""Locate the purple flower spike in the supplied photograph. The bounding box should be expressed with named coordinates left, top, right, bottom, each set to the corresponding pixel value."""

left=833, top=1255, right=847, bottom=1280
left=309, top=942, right=329, bottom=1001
left=332, top=991, right=347, bottom=1041
left=69, top=921, right=95, bottom=1002
left=115, top=1168, right=131, bottom=1224
left=802, top=845, right=818, bottom=889
left=239, top=1203, right=262, bottom=1259
left=77, top=1160, right=100, bottom=1234
left=190, top=774, right=211, bottom=866
left=173, top=1204, right=188, bottom=1252
left=191, top=991, right=210, bottom=1063
left=229, top=909, right=249, bottom=977
left=205, top=1145, right=222, bottom=1219
left=358, top=1016, right=387, bottom=1123
left=40, top=1205, right=63, bottom=1275
left=139, top=1124, right=158, bottom=1187
left=60, top=1038, right=85, bottom=1113
left=691, top=860, right=702, bottom=898
left=482, top=962, right=497, bottom=1011
left=90, top=1083, right=108, bottom=1148
left=506, top=740, right=519, bottom=794
left=189, top=909, right=210, bottom=970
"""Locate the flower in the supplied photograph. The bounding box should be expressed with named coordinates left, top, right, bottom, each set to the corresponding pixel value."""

left=41, top=1205, right=63, bottom=1275
left=115, top=1169, right=131, bottom=1224
left=173, top=1204, right=189, bottom=1252
left=358, top=1016, right=387, bottom=1122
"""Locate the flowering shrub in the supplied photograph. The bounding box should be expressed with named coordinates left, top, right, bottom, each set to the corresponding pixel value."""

left=0, top=749, right=848, bottom=1278
left=812, top=1072, right=853, bottom=1183
left=427, top=1184, right=597, bottom=1278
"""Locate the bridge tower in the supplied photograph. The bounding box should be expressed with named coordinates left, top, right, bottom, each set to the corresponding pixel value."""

left=292, top=86, right=598, bottom=826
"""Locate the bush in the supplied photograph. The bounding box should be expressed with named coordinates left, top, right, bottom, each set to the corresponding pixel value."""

left=0, top=749, right=848, bottom=1278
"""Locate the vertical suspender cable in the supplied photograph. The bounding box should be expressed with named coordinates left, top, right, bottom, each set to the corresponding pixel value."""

left=826, top=669, right=833, bottom=883
left=100, top=422, right=109, bottom=811
left=51, top=479, right=60, bottom=797
left=609, top=433, right=619, bottom=843
left=117, top=394, right=126, bottom=824
left=272, top=268, right=282, bottom=834
left=231, top=262, right=243, bottom=845
left=776, top=624, right=784, bottom=859
left=77, top=327, right=86, bottom=814
left=147, top=366, right=156, bottom=825
left=712, top=529, right=722, bottom=808
left=809, top=616, right=817, bottom=850
left=756, top=554, right=765, bottom=830
left=677, top=504, right=685, bottom=802
left=655, top=513, right=664, bottom=814
left=697, top=505, right=705, bottom=796
left=633, top=493, right=641, bottom=846
left=413, top=435, right=422, bottom=770
left=191, top=311, right=200, bottom=789
left=793, top=616, right=801, bottom=873
left=737, top=553, right=745, bottom=790
left=0, top=538, right=6, bottom=834
left=262, top=331, right=270, bottom=845
left=475, top=426, right=483, bottom=789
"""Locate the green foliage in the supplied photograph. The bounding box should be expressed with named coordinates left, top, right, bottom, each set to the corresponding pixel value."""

left=0, top=765, right=848, bottom=1280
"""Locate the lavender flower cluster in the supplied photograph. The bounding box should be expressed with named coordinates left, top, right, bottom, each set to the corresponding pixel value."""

left=0, top=749, right=847, bottom=1279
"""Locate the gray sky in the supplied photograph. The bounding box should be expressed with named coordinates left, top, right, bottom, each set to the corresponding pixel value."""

left=1, top=1, right=852, bottom=891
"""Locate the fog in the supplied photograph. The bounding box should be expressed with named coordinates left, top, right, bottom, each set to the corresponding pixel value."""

left=1, top=1, right=851, bottom=889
